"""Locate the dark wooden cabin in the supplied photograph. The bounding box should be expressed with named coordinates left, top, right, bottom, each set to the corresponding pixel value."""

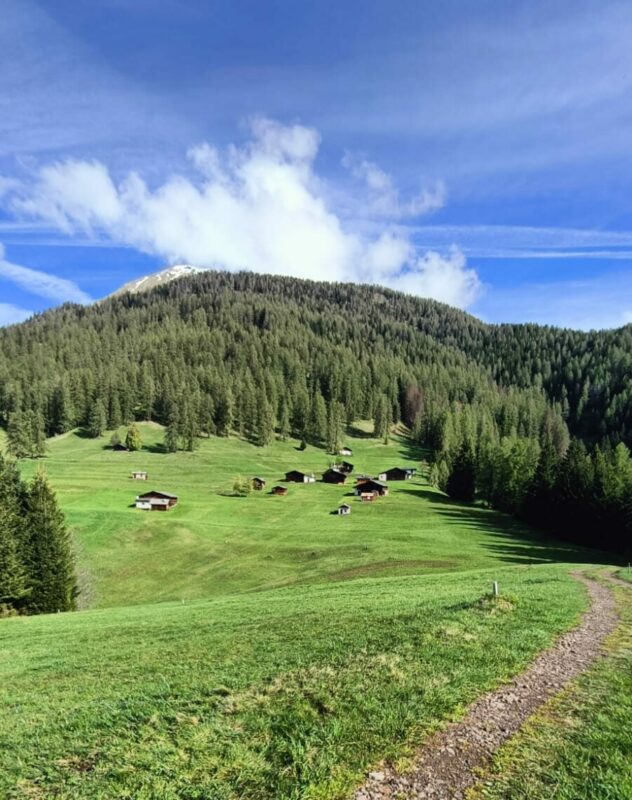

left=322, top=468, right=347, bottom=484
left=272, top=485, right=288, bottom=496
left=284, top=470, right=316, bottom=483
left=354, top=479, right=388, bottom=497
left=252, top=477, right=266, bottom=490
left=377, top=467, right=414, bottom=481
left=338, top=461, right=354, bottom=474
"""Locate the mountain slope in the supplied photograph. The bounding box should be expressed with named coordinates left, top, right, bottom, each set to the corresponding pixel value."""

left=1, top=268, right=629, bottom=446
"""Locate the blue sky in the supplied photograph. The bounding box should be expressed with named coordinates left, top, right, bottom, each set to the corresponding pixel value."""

left=1, top=0, right=632, bottom=329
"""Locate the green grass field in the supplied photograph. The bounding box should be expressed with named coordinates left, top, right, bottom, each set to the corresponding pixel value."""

left=0, top=565, right=589, bottom=799
left=18, top=423, right=594, bottom=609
left=1, top=424, right=622, bottom=799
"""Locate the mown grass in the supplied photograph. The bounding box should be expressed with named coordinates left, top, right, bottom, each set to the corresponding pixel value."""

left=468, top=577, right=632, bottom=800
left=0, top=565, right=589, bottom=800
left=18, top=423, right=595, bottom=609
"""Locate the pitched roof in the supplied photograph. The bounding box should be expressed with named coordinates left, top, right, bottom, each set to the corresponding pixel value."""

left=137, top=490, right=178, bottom=500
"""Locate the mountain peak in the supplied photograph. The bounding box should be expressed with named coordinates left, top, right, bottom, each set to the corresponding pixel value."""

left=110, top=265, right=204, bottom=297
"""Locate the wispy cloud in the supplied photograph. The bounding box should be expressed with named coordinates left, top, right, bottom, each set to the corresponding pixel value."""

left=342, top=151, right=446, bottom=219
left=474, top=270, right=632, bottom=330
left=0, top=302, right=32, bottom=326
left=0, top=244, right=91, bottom=303
left=2, top=118, right=480, bottom=309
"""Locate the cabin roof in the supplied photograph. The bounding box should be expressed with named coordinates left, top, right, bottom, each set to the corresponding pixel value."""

left=137, top=490, right=178, bottom=500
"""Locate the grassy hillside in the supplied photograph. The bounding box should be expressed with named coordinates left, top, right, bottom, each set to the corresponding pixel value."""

left=0, top=565, right=588, bottom=800
left=18, top=424, right=591, bottom=609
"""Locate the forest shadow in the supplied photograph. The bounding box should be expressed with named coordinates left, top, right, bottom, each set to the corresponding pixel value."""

left=396, top=436, right=429, bottom=463
left=347, top=424, right=375, bottom=439
left=73, top=428, right=95, bottom=440
left=143, top=442, right=167, bottom=454
left=408, top=486, right=612, bottom=567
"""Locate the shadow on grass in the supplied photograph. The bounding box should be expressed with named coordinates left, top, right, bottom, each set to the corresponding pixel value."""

left=405, top=485, right=614, bottom=567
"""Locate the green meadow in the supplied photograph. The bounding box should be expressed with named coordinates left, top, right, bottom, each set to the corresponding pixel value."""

left=0, top=423, right=621, bottom=799
left=0, top=566, right=588, bottom=799
left=18, top=423, right=591, bottom=609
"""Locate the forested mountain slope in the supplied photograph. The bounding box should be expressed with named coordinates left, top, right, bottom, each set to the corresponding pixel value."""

left=1, top=269, right=630, bottom=554
left=1, top=269, right=629, bottom=446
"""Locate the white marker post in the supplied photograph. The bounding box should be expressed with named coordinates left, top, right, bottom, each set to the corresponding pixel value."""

left=492, top=581, right=499, bottom=597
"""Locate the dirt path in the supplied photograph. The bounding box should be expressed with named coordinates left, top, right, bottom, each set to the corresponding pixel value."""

left=604, top=570, right=632, bottom=589
left=354, top=573, right=618, bottom=800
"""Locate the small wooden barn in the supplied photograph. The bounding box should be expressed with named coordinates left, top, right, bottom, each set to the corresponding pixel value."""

left=338, top=503, right=352, bottom=515
left=135, top=490, right=178, bottom=511
left=252, top=477, right=266, bottom=490
left=377, top=467, right=414, bottom=481
left=339, top=447, right=353, bottom=456
left=131, top=471, right=148, bottom=481
left=338, top=461, right=354, bottom=474
left=272, top=485, right=288, bottom=496
left=285, top=470, right=316, bottom=483
left=360, top=492, right=376, bottom=502
left=354, top=479, right=389, bottom=497
left=322, top=468, right=347, bottom=484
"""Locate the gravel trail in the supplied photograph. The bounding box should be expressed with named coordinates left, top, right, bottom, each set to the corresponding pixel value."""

left=354, top=572, right=618, bottom=800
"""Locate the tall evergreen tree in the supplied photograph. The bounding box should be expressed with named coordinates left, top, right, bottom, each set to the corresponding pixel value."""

left=88, top=399, right=107, bottom=438
left=24, top=471, right=76, bottom=614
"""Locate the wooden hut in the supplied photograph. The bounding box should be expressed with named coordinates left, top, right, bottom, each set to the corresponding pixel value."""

left=322, top=468, right=347, bottom=484
left=131, top=471, right=148, bottom=481
left=339, top=447, right=353, bottom=456
left=338, top=461, right=354, bottom=474
left=338, top=503, right=352, bottom=515
left=252, top=477, right=266, bottom=490
left=354, top=479, right=388, bottom=497
left=135, top=490, right=178, bottom=511
left=284, top=470, right=316, bottom=483
left=272, top=485, right=288, bottom=496
left=377, top=467, right=414, bottom=481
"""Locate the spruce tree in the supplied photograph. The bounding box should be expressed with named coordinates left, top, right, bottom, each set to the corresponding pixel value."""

left=24, top=471, right=76, bottom=614
left=256, top=400, right=275, bottom=447
left=88, top=399, right=107, bottom=438
left=7, top=412, right=32, bottom=459
left=0, top=506, right=29, bottom=612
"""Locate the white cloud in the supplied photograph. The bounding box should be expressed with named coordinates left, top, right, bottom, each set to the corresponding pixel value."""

left=0, top=302, right=32, bottom=326
left=0, top=244, right=91, bottom=303
left=342, top=151, right=446, bottom=219
left=3, top=118, right=478, bottom=309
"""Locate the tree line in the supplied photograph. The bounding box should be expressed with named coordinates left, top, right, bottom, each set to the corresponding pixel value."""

left=0, top=455, right=76, bottom=616
left=426, top=402, right=631, bottom=555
